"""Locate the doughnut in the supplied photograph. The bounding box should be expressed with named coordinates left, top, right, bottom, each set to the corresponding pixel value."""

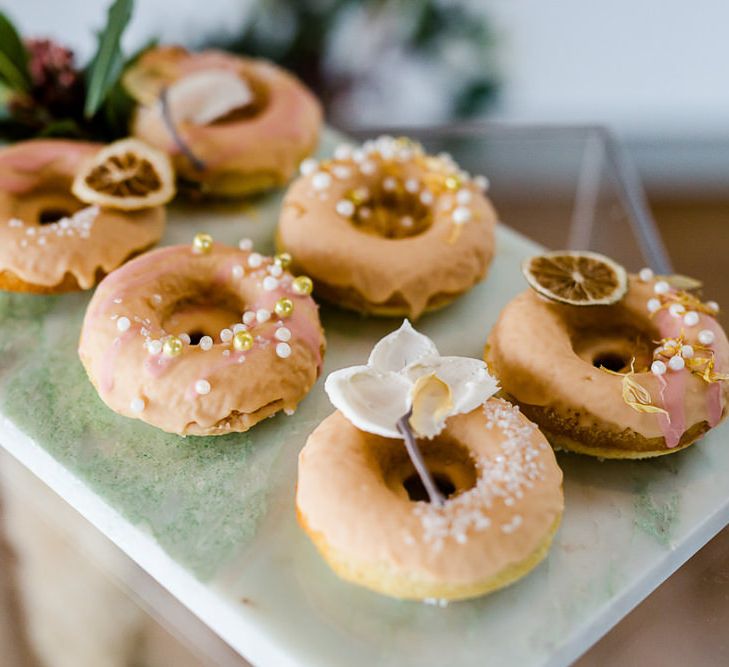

left=277, top=135, right=496, bottom=319
left=297, top=403, right=563, bottom=600
left=124, top=46, right=322, bottom=198
left=487, top=269, right=729, bottom=458
left=297, top=321, right=562, bottom=600
left=79, top=236, right=326, bottom=435
left=0, top=140, right=165, bottom=294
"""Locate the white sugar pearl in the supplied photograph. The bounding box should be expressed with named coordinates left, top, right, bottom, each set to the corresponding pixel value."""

left=275, top=327, right=291, bottom=342
left=232, top=264, right=244, bottom=279
left=263, top=276, right=279, bottom=291
left=312, top=172, right=331, bottom=190
left=256, top=308, right=271, bottom=323
left=654, top=280, right=670, bottom=295
left=146, top=339, right=163, bottom=355
left=647, top=298, right=662, bottom=313
left=269, top=264, right=283, bottom=277
left=639, top=267, right=654, bottom=282
left=452, top=206, right=472, bottom=224
left=683, top=311, right=700, bottom=327
left=276, top=342, right=291, bottom=358
left=232, top=323, right=246, bottom=333
left=238, top=238, right=253, bottom=251
left=130, top=397, right=145, bottom=413
left=243, top=311, right=256, bottom=325
left=179, top=333, right=191, bottom=344
left=400, top=216, right=414, bottom=228
left=359, top=206, right=371, bottom=219
left=405, top=178, right=419, bottom=193
left=473, top=175, right=489, bottom=191
left=383, top=176, right=397, bottom=191
left=194, top=379, right=211, bottom=395
left=419, top=190, right=434, bottom=205
left=359, top=160, right=376, bottom=175
left=116, top=316, right=130, bottom=332
left=680, top=344, right=694, bottom=359
left=698, top=329, right=715, bottom=345
left=248, top=252, right=263, bottom=268
left=299, top=158, right=318, bottom=175
left=651, top=360, right=667, bottom=376
left=707, top=300, right=720, bottom=313
left=456, top=189, right=472, bottom=205
left=351, top=149, right=364, bottom=163
left=668, top=303, right=685, bottom=317
left=335, top=199, right=355, bottom=217
left=332, top=165, right=352, bottom=179
left=220, top=328, right=233, bottom=342
left=668, top=355, right=685, bottom=371
left=199, top=336, right=213, bottom=351
left=334, top=144, right=353, bottom=160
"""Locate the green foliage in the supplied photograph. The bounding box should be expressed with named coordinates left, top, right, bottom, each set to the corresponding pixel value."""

left=0, top=12, right=30, bottom=91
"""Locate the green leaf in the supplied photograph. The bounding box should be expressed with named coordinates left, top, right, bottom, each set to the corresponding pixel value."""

left=84, top=0, right=134, bottom=119
left=0, top=12, right=30, bottom=91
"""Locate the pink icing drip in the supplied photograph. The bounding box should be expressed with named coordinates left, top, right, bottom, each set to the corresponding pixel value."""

left=654, top=308, right=687, bottom=447
left=701, top=315, right=726, bottom=426
left=100, top=329, right=138, bottom=393
left=144, top=353, right=178, bottom=378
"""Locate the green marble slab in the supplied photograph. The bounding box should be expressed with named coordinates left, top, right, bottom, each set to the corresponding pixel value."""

left=1, top=130, right=728, bottom=667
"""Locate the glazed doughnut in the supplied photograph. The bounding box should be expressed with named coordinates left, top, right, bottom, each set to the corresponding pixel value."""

left=124, top=46, right=322, bottom=198
left=79, top=237, right=326, bottom=435
left=297, top=402, right=563, bottom=601
left=277, top=135, right=496, bottom=319
left=487, top=273, right=729, bottom=458
left=0, top=140, right=165, bottom=293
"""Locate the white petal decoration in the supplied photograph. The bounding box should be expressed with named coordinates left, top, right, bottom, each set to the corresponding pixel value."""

left=367, top=320, right=439, bottom=373
left=409, top=373, right=454, bottom=439
left=166, top=69, right=253, bottom=126
left=325, top=366, right=411, bottom=439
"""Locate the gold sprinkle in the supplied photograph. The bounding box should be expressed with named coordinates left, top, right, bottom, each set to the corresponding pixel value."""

left=444, top=175, right=461, bottom=191
left=192, top=233, right=213, bottom=254
left=292, top=275, right=313, bottom=296
left=275, top=252, right=292, bottom=269
left=163, top=336, right=183, bottom=357
left=347, top=188, right=368, bottom=205
left=274, top=297, right=294, bottom=317
left=233, top=331, right=254, bottom=351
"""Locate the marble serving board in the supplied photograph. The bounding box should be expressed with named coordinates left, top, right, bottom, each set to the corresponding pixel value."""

left=1, top=130, right=729, bottom=667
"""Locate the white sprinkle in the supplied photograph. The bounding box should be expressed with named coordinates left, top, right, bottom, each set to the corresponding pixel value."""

left=668, top=355, right=685, bottom=371
left=501, top=515, right=523, bottom=534
left=333, top=144, right=353, bottom=160
left=263, top=276, right=279, bottom=291
left=243, top=311, right=256, bottom=325
left=199, top=336, right=213, bottom=351
left=232, top=323, right=246, bottom=333
left=146, top=339, right=162, bottom=355
left=651, top=360, right=667, bottom=376
left=639, top=267, right=654, bottom=282
left=232, top=264, right=244, bottom=279
left=400, top=216, right=414, bottom=228
left=113, top=297, right=122, bottom=304
left=238, top=238, right=253, bottom=251
left=359, top=206, right=371, bottom=219
left=360, top=160, right=376, bottom=175
left=247, top=252, right=263, bottom=269
left=383, top=176, right=397, bottom=192
left=683, top=311, right=700, bottom=327
left=222, top=349, right=231, bottom=357
left=312, top=172, right=332, bottom=190
left=275, top=327, right=291, bottom=342
left=269, top=264, right=283, bottom=277
left=654, top=280, right=670, bottom=295
left=452, top=206, right=472, bottom=224
left=698, top=329, right=715, bottom=345
left=332, top=165, right=352, bottom=180
left=179, top=333, right=191, bottom=344
left=152, top=294, right=163, bottom=304
left=116, top=316, right=131, bottom=332
left=335, top=199, right=355, bottom=217
left=194, top=379, right=211, bottom=395
left=220, top=328, right=233, bottom=342
left=351, top=149, right=364, bottom=163
left=299, top=158, right=318, bottom=176
left=276, top=342, right=291, bottom=358
left=284, top=408, right=296, bottom=416
left=256, top=308, right=271, bottom=323
left=130, top=397, right=145, bottom=413
left=647, top=298, right=662, bottom=313
left=473, top=175, right=489, bottom=191
left=680, top=344, right=694, bottom=359
left=405, top=178, right=420, bottom=193
left=707, top=300, right=720, bottom=313
left=455, top=189, right=472, bottom=205
left=669, top=303, right=685, bottom=317
left=419, top=190, right=434, bottom=205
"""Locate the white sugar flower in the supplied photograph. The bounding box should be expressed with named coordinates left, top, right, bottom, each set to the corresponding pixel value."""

left=325, top=320, right=499, bottom=439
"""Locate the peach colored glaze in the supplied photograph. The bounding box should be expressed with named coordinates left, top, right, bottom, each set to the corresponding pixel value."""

left=297, top=401, right=563, bottom=590
left=278, top=151, right=496, bottom=319
left=79, top=243, right=326, bottom=435
left=488, top=276, right=729, bottom=449
left=0, top=140, right=165, bottom=289
left=129, top=47, right=322, bottom=183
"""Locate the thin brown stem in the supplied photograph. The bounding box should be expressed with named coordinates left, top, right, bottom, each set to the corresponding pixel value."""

left=396, top=410, right=445, bottom=507
left=159, top=87, right=206, bottom=172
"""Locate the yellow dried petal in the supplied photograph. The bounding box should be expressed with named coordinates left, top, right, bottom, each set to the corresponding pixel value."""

left=409, top=373, right=453, bottom=438
left=621, top=374, right=668, bottom=417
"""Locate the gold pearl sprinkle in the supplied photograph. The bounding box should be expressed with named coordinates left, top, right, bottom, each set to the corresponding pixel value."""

left=292, top=275, right=313, bottom=296
left=233, top=331, right=254, bottom=352
left=444, top=175, right=461, bottom=191
left=274, top=297, right=294, bottom=318
left=192, top=233, right=213, bottom=254
left=275, top=252, right=292, bottom=269
left=348, top=188, right=368, bottom=206
left=163, top=336, right=183, bottom=357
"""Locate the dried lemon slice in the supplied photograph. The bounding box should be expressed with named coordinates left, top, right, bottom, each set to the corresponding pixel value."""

left=72, top=138, right=175, bottom=211
left=522, top=250, right=628, bottom=306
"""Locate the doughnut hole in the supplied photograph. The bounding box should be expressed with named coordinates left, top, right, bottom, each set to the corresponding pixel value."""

left=571, top=325, right=656, bottom=373
left=14, top=189, right=85, bottom=225
left=208, top=72, right=269, bottom=124
left=350, top=181, right=432, bottom=240
left=378, top=435, right=478, bottom=504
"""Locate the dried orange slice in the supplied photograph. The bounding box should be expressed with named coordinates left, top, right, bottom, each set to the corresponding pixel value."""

left=522, top=250, right=627, bottom=306
left=72, top=138, right=175, bottom=211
